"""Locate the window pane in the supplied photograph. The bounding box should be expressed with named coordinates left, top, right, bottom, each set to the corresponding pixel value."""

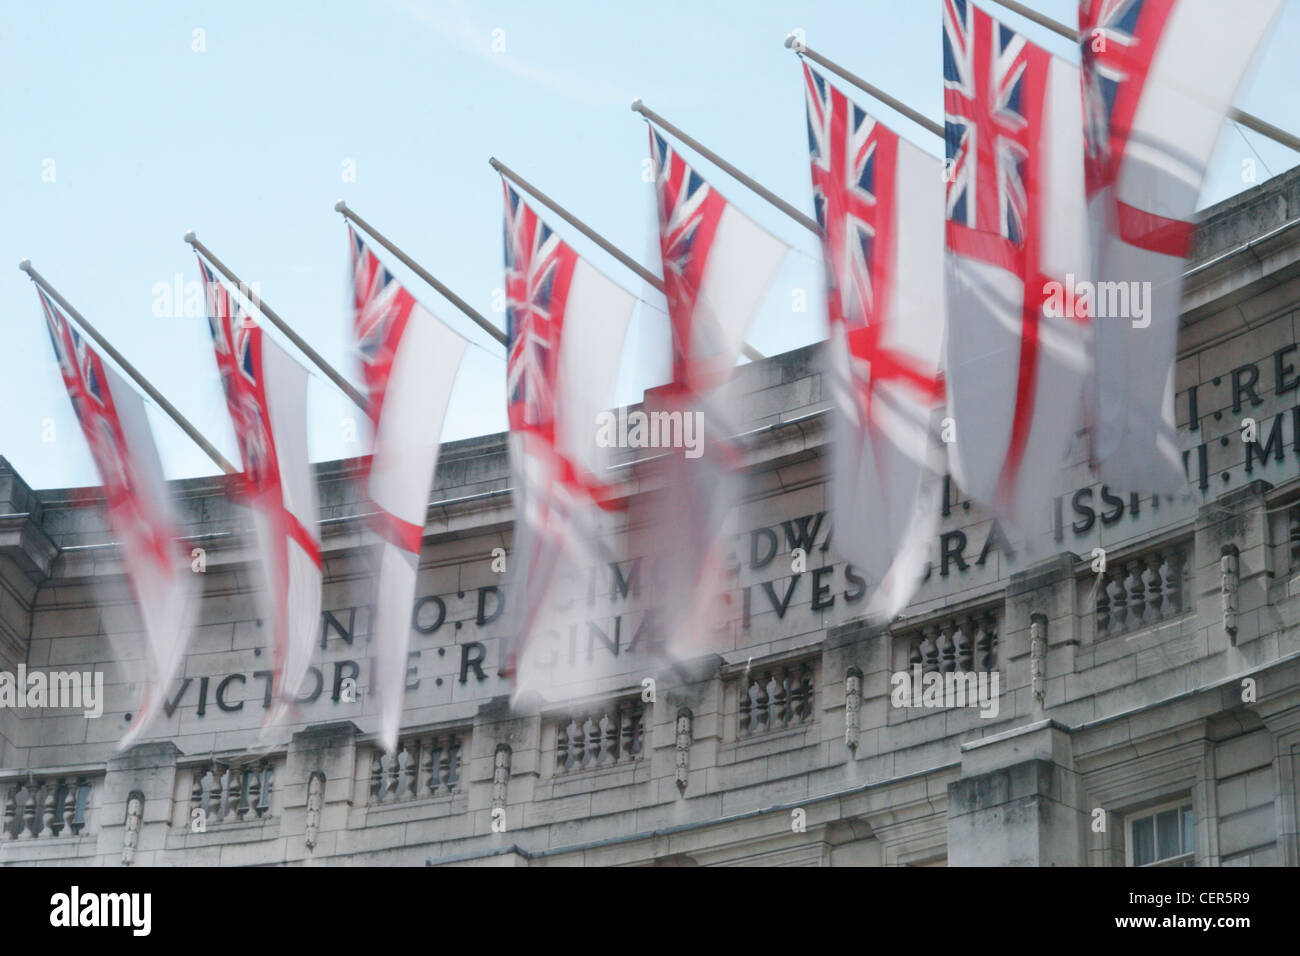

left=1156, top=809, right=1180, bottom=860
left=1132, top=817, right=1155, bottom=866
left=1181, top=805, right=1193, bottom=855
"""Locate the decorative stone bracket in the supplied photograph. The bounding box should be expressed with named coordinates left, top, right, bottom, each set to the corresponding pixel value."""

left=1029, top=613, right=1047, bottom=706
left=121, top=790, right=144, bottom=866
left=1221, top=544, right=1240, bottom=644
left=492, top=744, right=511, bottom=812
left=304, top=772, right=324, bottom=851
left=675, top=709, right=693, bottom=795
left=844, top=666, right=862, bottom=752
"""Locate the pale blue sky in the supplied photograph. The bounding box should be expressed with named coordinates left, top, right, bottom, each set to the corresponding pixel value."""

left=4, top=0, right=1298, bottom=489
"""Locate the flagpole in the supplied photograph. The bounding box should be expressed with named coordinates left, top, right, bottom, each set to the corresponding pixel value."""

left=630, top=99, right=822, bottom=236
left=334, top=201, right=507, bottom=348
left=18, top=259, right=238, bottom=476
left=786, top=36, right=945, bottom=139
left=184, top=232, right=370, bottom=413
left=985, top=0, right=1300, bottom=154
left=489, top=156, right=663, bottom=291
left=489, top=156, right=766, bottom=362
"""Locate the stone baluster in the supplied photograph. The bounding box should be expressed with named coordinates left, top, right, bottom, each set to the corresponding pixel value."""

left=562, top=718, right=580, bottom=771
left=53, top=780, right=73, bottom=836
left=738, top=681, right=753, bottom=735
left=39, top=781, right=55, bottom=838
left=256, top=763, right=273, bottom=817
left=216, top=766, right=232, bottom=822
left=955, top=619, right=973, bottom=672
left=1106, top=573, right=1127, bottom=634
left=445, top=738, right=461, bottom=791
left=755, top=675, right=771, bottom=732
left=1, top=786, right=15, bottom=841
left=938, top=622, right=956, bottom=673
left=790, top=666, right=810, bottom=722
left=977, top=613, right=998, bottom=670
left=1142, top=557, right=1162, bottom=624
left=583, top=716, right=599, bottom=768
left=71, top=779, right=89, bottom=835
left=621, top=704, right=643, bottom=758
left=1290, top=505, right=1300, bottom=571
left=599, top=712, right=617, bottom=765
left=233, top=766, right=251, bottom=820
left=1161, top=552, right=1181, bottom=617
left=416, top=739, right=434, bottom=798
left=19, top=784, right=36, bottom=839
left=1095, top=575, right=1111, bottom=634
left=919, top=626, right=940, bottom=675
left=400, top=745, right=416, bottom=800
left=430, top=738, right=448, bottom=793
left=1125, top=561, right=1145, bottom=630
left=773, top=672, right=791, bottom=727
left=555, top=721, right=570, bottom=772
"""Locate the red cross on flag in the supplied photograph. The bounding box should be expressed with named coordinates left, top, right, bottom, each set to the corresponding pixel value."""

left=943, top=0, right=1091, bottom=533
left=1080, top=0, right=1282, bottom=493
left=198, top=257, right=322, bottom=728
left=644, top=126, right=789, bottom=660
left=498, top=183, right=637, bottom=700
left=37, top=286, right=196, bottom=749
left=803, top=62, right=947, bottom=617
left=349, top=229, right=468, bottom=753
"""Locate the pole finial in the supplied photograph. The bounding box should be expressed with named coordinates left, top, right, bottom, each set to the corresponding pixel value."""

left=183, top=230, right=196, bottom=244
left=630, top=97, right=643, bottom=112
left=18, top=258, right=31, bottom=273
left=334, top=199, right=347, bottom=213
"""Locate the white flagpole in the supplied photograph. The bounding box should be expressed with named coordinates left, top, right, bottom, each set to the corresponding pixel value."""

left=787, top=35, right=945, bottom=139
left=489, top=156, right=766, bottom=363
left=184, top=232, right=371, bottom=414
left=334, top=200, right=507, bottom=348
left=19, top=259, right=238, bottom=476
left=986, top=0, right=1300, bottom=153
left=631, top=98, right=822, bottom=236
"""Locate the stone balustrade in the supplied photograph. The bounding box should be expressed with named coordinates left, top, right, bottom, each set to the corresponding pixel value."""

left=369, top=733, right=464, bottom=804
left=1093, top=540, right=1190, bottom=637
left=738, top=660, right=815, bottom=736
left=554, top=700, right=645, bottom=773
left=902, top=611, right=999, bottom=675
left=0, top=773, right=94, bottom=840
left=188, top=758, right=276, bottom=825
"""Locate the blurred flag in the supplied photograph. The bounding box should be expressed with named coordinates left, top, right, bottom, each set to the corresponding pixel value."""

left=803, top=62, right=946, bottom=618
left=497, top=182, right=636, bottom=698
left=349, top=229, right=467, bottom=753
left=198, top=257, right=321, bottom=727
left=1080, top=0, right=1283, bottom=492
left=36, top=287, right=195, bottom=749
left=643, top=127, right=788, bottom=657
left=943, top=0, right=1091, bottom=533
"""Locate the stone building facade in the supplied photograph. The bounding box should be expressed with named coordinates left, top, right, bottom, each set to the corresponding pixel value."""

left=2, top=169, right=1300, bottom=866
